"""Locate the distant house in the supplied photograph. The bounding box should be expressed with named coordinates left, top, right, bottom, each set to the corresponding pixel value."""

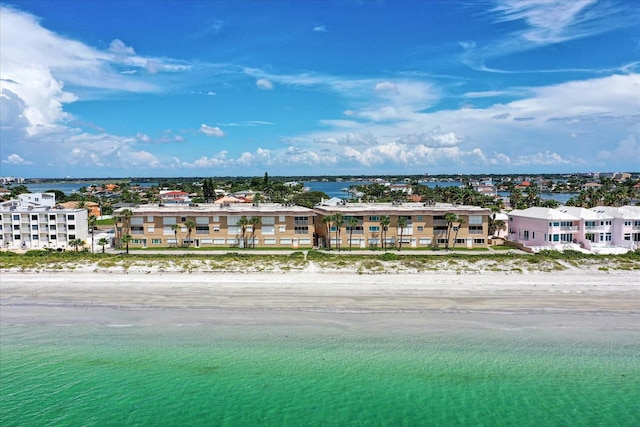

left=213, top=195, right=247, bottom=205
left=159, top=190, right=191, bottom=204
left=508, top=207, right=580, bottom=250
left=0, top=188, right=11, bottom=199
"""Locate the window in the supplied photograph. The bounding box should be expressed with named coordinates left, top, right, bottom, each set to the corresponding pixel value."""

left=32, top=235, right=39, bottom=240
left=455, top=238, right=465, bottom=244
left=437, top=238, right=448, bottom=244
left=13, top=215, right=19, bottom=221
left=50, top=224, right=56, bottom=230
left=147, top=216, right=154, bottom=223
left=369, top=226, right=380, bottom=232
left=279, top=225, right=286, bottom=232
left=163, top=217, right=176, bottom=225
left=419, top=238, right=432, bottom=245
left=213, top=226, right=220, bottom=232
left=152, top=239, right=162, bottom=244
left=473, top=238, right=485, bottom=244
left=417, top=226, right=424, bottom=232
left=180, top=217, right=187, bottom=222
left=624, top=221, right=631, bottom=227
left=279, top=215, right=285, bottom=223
left=523, top=230, right=529, bottom=240
left=469, top=225, right=483, bottom=234
left=14, top=234, right=21, bottom=240
left=346, top=226, right=363, bottom=234
left=280, top=238, right=292, bottom=245
left=213, top=216, right=220, bottom=222
left=68, top=225, right=76, bottom=230
left=148, top=226, right=155, bottom=233
left=31, top=225, right=38, bottom=231
left=131, top=226, right=143, bottom=234
left=31, top=215, right=38, bottom=221
left=13, top=225, right=19, bottom=230
left=69, top=234, right=76, bottom=240
left=262, top=216, right=275, bottom=225
left=369, top=216, right=380, bottom=221
left=417, top=216, right=424, bottom=221
left=262, top=225, right=275, bottom=235
left=264, top=238, right=276, bottom=245
left=50, top=235, right=57, bottom=240
left=131, top=217, right=143, bottom=225
left=68, top=215, right=75, bottom=220
left=196, top=216, right=209, bottom=225
left=227, top=216, right=240, bottom=226
left=213, top=238, right=225, bottom=245
left=294, top=226, right=308, bottom=234
left=624, top=233, right=631, bottom=241
left=163, top=227, right=174, bottom=235
left=196, top=225, right=209, bottom=234
left=294, top=216, right=309, bottom=225
left=468, top=215, right=482, bottom=225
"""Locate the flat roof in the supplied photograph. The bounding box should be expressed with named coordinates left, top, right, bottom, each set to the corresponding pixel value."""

left=116, top=203, right=315, bottom=216
left=313, top=202, right=490, bottom=215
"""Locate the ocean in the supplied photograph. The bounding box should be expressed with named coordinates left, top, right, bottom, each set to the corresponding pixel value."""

left=1, top=318, right=638, bottom=426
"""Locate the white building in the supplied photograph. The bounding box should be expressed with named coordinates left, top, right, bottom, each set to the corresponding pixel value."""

left=508, top=205, right=640, bottom=253
left=0, top=193, right=88, bottom=250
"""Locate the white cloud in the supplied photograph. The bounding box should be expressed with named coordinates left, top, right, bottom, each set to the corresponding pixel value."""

left=597, top=135, right=640, bottom=163
left=256, top=78, right=274, bottom=90
left=200, top=124, right=226, bottom=137
left=3, top=153, right=33, bottom=165
left=313, top=25, right=327, bottom=32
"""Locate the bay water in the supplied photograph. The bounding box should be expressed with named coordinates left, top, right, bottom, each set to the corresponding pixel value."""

left=1, top=319, right=638, bottom=426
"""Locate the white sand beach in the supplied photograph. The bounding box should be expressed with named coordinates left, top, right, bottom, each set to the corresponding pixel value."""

left=1, top=270, right=638, bottom=331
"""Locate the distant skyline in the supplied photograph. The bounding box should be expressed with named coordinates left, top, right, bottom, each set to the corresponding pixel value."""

left=1, top=1, right=639, bottom=178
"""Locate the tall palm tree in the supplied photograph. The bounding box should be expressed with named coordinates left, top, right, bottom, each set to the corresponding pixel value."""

left=451, top=217, right=465, bottom=249
left=333, top=213, right=344, bottom=252
left=397, top=216, right=407, bottom=251
left=249, top=216, right=261, bottom=248
left=184, top=220, right=197, bottom=248
left=121, top=233, right=132, bottom=255
left=444, top=212, right=459, bottom=251
left=98, top=237, right=109, bottom=254
left=237, top=217, right=250, bottom=248
left=88, top=214, right=97, bottom=253
left=322, top=215, right=333, bottom=249
left=347, top=216, right=358, bottom=252
left=380, top=215, right=390, bottom=251
left=171, top=223, right=180, bottom=247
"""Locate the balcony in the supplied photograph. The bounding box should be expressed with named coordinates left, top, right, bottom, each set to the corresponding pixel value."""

left=433, top=219, right=448, bottom=226
left=294, top=219, right=309, bottom=225
left=585, top=225, right=604, bottom=231
left=469, top=230, right=484, bottom=235
left=560, top=226, right=579, bottom=231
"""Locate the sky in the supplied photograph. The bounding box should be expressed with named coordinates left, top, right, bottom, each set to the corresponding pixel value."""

left=1, top=0, right=639, bottom=179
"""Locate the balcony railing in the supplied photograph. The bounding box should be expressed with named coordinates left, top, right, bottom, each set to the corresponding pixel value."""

left=433, top=219, right=448, bottom=226
left=585, top=225, right=604, bottom=230
left=469, top=230, right=484, bottom=235
left=294, top=219, right=309, bottom=225
left=560, top=226, right=579, bottom=231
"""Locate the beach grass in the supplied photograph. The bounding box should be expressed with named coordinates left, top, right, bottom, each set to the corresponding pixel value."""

left=1, top=248, right=638, bottom=274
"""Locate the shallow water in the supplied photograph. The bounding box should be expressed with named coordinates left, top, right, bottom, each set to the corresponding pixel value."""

left=1, top=321, right=638, bottom=426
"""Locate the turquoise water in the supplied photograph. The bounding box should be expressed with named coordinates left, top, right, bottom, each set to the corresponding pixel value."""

left=1, top=323, right=638, bottom=426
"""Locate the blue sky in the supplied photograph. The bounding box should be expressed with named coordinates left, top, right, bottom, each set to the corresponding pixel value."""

left=1, top=0, right=639, bottom=178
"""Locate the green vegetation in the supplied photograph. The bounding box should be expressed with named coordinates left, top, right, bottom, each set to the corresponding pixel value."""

left=1, top=249, right=638, bottom=273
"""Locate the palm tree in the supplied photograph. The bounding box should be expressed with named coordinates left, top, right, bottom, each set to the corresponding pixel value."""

left=184, top=220, right=197, bottom=248
left=322, top=215, right=333, bottom=249
left=88, top=214, right=97, bottom=253
left=444, top=212, right=458, bottom=251
left=397, top=216, right=407, bottom=251
left=451, top=217, right=465, bottom=250
left=347, top=216, right=358, bottom=252
left=171, top=223, right=180, bottom=247
left=333, top=213, right=344, bottom=252
left=98, top=237, right=109, bottom=254
left=249, top=216, right=261, bottom=248
left=237, top=217, right=250, bottom=248
left=70, top=238, right=85, bottom=252
left=380, top=215, right=390, bottom=251
left=121, top=233, right=132, bottom=255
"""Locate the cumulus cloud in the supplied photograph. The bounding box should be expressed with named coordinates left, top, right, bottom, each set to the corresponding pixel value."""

left=256, top=78, right=274, bottom=90
left=396, top=128, right=468, bottom=147
left=313, top=25, right=327, bottom=32
left=597, top=135, right=640, bottom=163
left=3, top=153, right=33, bottom=165
left=200, top=124, right=226, bottom=137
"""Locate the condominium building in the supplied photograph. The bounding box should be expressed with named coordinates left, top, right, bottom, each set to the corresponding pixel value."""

left=313, top=202, right=490, bottom=249
left=508, top=205, right=640, bottom=253
left=0, top=193, right=88, bottom=250
left=113, top=203, right=316, bottom=248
